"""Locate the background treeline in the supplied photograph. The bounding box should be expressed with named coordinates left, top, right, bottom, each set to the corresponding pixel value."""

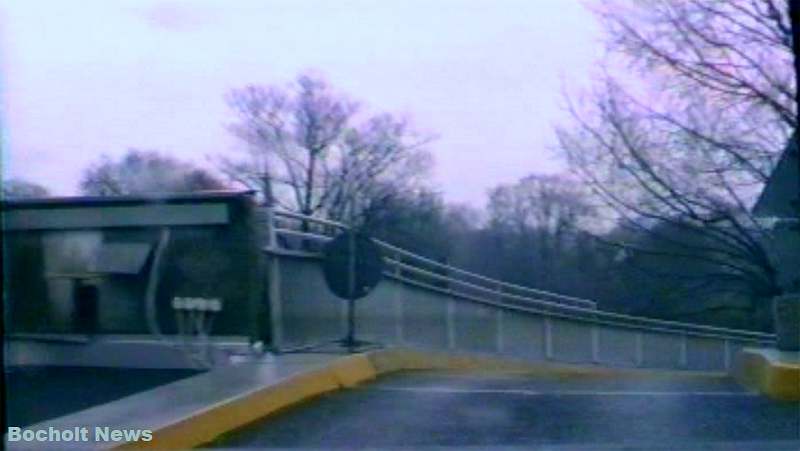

left=360, top=176, right=775, bottom=332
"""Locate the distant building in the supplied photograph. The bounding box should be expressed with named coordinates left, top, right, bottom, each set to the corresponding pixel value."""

left=753, top=135, right=800, bottom=293
left=2, top=191, right=267, bottom=368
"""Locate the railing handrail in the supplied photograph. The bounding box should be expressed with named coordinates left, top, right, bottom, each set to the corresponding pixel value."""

left=374, top=238, right=596, bottom=308
left=271, top=209, right=596, bottom=308
left=266, top=209, right=775, bottom=343
left=384, top=255, right=772, bottom=341
left=383, top=268, right=773, bottom=344
left=273, top=210, right=349, bottom=229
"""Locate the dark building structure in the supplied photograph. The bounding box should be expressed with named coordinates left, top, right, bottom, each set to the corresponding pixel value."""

left=753, top=136, right=800, bottom=293
left=2, top=191, right=266, bottom=367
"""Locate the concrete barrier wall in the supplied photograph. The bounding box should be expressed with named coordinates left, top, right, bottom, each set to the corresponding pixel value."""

left=271, top=253, right=768, bottom=372
left=275, top=257, right=344, bottom=348
left=550, top=318, right=594, bottom=363
left=641, top=332, right=682, bottom=369
left=500, top=309, right=546, bottom=360
left=597, top=326, right=639, bottom=367
left=687, top=336, right=726, bottom=371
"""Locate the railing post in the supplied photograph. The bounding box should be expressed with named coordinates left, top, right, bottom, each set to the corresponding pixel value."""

left=679, top=334, right=688, bottom=369
left=265, top=207, right=277, bottom=250
left=340, top=297, right=349, bottom=336
left=635, top=331, right=644, bottom=367
left=393, top=263, right=404, bottom=344
left=495, top=284, right=504, bottom=353
left=723, top=339, right=731, bottom=371
left=446, top=299, right=456, bottom=350
left=268, top=255, right=283, bottom=350
left=496, top=309, right=505, bottom=353
left=544, top=316, right=553, bottom=359
left=591, top=324, right=600, bottom=363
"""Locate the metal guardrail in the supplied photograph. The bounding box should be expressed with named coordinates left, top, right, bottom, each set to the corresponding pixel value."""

left=266, top=210, right=597, bottom=309
left=263, top=209, right=776, bottom=345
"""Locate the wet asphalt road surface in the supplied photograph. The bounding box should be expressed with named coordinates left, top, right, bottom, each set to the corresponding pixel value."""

left=211, top=370, right=800, bottom=450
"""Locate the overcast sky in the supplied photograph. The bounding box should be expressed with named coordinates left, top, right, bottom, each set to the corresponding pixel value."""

left=1, top=0, right=602, bottom=206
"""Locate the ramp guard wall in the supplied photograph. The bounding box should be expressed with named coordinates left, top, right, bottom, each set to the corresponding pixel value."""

left=264, top=209, right=775, bottom=372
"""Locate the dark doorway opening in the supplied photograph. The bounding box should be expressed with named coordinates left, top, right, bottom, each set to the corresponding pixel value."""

left=73, top=282, right=99, bottom=334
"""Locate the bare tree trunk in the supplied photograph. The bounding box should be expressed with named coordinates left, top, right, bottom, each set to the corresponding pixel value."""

left=789, top=1, right=800, bottom=296
left=792, top=1, right=800, bottom=126
left=300, top=152, right=318, bottom=244
left=791, top=1, right=800, bottom=199
left=303, top=152, right=317, bottom=218
left=261, top=174, right=274, bottom=207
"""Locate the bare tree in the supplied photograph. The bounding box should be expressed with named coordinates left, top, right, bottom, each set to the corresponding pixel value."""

left=221, top=74, right=433, bottom=223
left=361, top=187, right=451, bottom=257
left=596, top=0, right=794, bottom=128
left=488, top=174, right=595, bottom=236
left=555, top=0, right=796, bottom=303
left=559, top=82, right=783, bottom=300
left=585, top=0, right=793, bottom=193
left=80, top=149, right=226, bottom=196
left=485, top=174, right=598, bottom=293
left=2, top=179, right=50, bottom=199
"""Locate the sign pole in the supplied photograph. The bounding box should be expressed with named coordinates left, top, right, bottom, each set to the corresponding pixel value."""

left=346, top=231, right=357, bottom=351
left=321, top=230, right=384, bottom=353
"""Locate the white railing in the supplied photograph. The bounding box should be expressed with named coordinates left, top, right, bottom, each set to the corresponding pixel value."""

left=263, top=209, right=775, bottom=345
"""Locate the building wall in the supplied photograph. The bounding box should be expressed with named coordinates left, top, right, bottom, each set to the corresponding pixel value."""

left=3, top=194, right=264, bottom=339
left=768, top=224, right=800, bottom=292
left=753, top=139, right=799, bottom=293
left=5, top=232, right=49, bottom=333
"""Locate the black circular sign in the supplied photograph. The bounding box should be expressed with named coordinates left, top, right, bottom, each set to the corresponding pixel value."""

left=323, top=232, right=384, bottom=300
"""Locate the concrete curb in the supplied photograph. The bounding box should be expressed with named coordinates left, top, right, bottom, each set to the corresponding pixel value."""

left=117, top=354, right=377, bottom=450
left=733, top=347, right=800, bottom=401
left=121, top=347, right=733, bottom=449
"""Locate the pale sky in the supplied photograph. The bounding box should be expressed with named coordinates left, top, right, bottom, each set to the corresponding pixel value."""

left=1, top=0, right=602, bottom=206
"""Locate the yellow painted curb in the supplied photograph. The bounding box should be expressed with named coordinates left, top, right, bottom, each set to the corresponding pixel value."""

left=116, top=354, right=379, bottom=450
left=733, top=348, right=800, bottom=401
left=328, top=354, right=378, bottom=387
